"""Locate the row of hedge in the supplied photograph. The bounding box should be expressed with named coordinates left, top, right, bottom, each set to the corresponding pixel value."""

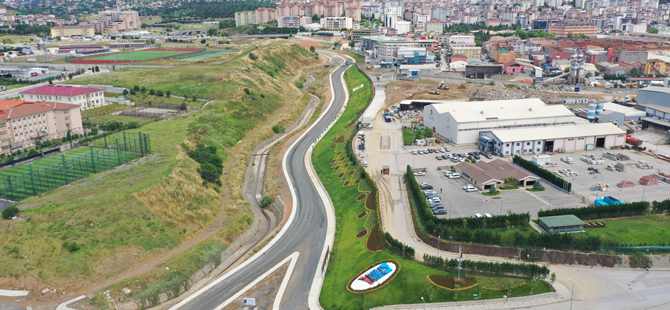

left=423, top=254, right=550, bottom=280
left=406, top=165, right=530, bottom=230
left=512, top=230, right=601, bottom=251
left=513, top=156, right=572, bottom=192
left=384, top=232, right=415, bottom=260
left=538, top=201, right=648, bottom=220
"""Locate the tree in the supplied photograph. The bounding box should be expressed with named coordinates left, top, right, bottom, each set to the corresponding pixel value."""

left=349, top=40, right=355, bottom=48
left=180, top=102, right=188, bottom=110
left=462, top=218, right=468, bottom=229
left=567, top=32, right=574, bottom=38
left=94, top=66, right=99, bottom=72
left=333, top=41, right=341, bottom=47
left=550, top=272, right=556, bottom=283
left=156, top=89, right=164, bottom=97
left=126, top=121, right=141, bottom=129
left=249, top=52, right=258, bottom=60
left=63, top=241, right=81, bottom=253
left=129, top=89, right=136, bottom=95
left=564, top=67, right=570, bottom=73
left=134, top=85, right=140, bottom=92
left=200, top=39, right=206, bottom=44
left=141, top=86, right=147, bottom=93
left=149, top=89, right=155, bottom=95
left=244, top=88, right=251, bottom=95
left=272, top=124, right=285, bottom=133
left=207, top=28, right=218, bottom=37
left=56, top=36, right=61, bottom=41
left=48, top=78, right=53, bottom=85
left=506, top=176, right=516, bottom=187
left=260, top=195, right=273, bottom=208
left=122, top=89, right=129, bottom=96
left=90, top=128, right=99, bottom=135
left=533, top=180, right=545, bottom=190
left=628, top=67, right=640, bottom=77
left=1, top=206, right=19, bottom=219
left=650, top=27, right=659, bottom=34
left=101, top=119, right=125, bottom=131
left=312, top=14, right=320, bottom=22
left=192, top=95, right=198, bottom=101
left=165, top=90, right=171, bottom=98
left=310, top=46, right=316, bottom=53
left=424, top=127, right=434, bottom=138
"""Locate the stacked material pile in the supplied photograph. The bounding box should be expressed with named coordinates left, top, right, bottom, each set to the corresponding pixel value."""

left=616, top=180, right=636, bottom=188
left=640, top=175, right=659, bottom=186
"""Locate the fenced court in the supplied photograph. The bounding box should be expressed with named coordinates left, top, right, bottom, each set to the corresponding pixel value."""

left=69, top=49, right=202, bottom=64
left=0, top=131, right=151, bottom=200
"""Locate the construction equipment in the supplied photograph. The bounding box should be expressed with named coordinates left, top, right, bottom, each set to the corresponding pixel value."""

left=429, top=89, right=441, bottom=95
left=626, top=135, right=643, bottom=147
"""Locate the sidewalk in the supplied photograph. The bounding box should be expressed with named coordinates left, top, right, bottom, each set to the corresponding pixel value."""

left=371, top=280, right=571, bottom=310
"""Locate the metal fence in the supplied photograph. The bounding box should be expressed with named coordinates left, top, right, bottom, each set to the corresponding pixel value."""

left=0, top=131, right=151, bottom=201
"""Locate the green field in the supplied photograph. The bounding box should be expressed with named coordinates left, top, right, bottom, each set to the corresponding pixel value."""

left=0, top=136, right=146, bottom=200
left=85, top=50, right=195, bottom=61
left=582, top=216, right=670, bottom=246
left=180, top=51, right=235, bottom=61
left=315, top=67, right=552, bottom=309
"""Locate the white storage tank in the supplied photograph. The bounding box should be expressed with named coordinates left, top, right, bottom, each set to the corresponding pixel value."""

left=588, top=103, right=596, bottom=121
left=595, top=103, right=604, bottom=120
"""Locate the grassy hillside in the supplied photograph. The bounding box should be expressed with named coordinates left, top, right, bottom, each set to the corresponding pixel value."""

left=0, top=40, right=321, bottom=300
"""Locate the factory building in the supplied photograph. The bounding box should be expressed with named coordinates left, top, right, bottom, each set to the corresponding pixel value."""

left=422, top=98, right=576, bottom=144
left=636, top=87, right=670, bottom=131
left=478, top=123, right=626, bottom=155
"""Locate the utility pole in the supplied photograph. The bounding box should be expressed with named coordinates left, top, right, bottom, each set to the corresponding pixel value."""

left=43, top=35, right=48, bottom=63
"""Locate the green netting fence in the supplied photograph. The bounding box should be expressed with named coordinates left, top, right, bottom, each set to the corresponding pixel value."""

left=0, top=131, right=151, bottom=201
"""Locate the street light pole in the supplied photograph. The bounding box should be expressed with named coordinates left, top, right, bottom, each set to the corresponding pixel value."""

left=568, top=278, right=579, bottom=310
left=642, top=187, right=646, bottom=202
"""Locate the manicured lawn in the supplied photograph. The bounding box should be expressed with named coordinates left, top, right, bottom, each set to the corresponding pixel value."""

left=315, top=67, right=553, bottom=310
left=80, top=49, right=197, bottom=61
left=581, top=216, right=670, bottom=246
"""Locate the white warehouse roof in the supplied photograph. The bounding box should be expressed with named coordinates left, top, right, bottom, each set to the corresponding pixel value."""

left=450, top=105, right=574, bottom=123
left=602, top=102, right=645, bottom=117
left=430, top=98, right=547, bottom=114
left=490, top=123, right=625, bottom=142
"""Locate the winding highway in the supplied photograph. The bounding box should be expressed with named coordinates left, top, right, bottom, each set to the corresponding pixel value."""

left=169, top=52, right=350, bottom=310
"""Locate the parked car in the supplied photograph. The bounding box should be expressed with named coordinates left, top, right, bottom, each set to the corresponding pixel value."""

left=482, top=152, right=492, bottom=159
left=474, top=213, right=482, bottom=218
left=448, top=173, right=461, bottom=179
left=444, top=171, right=453, bottom=177
left=426, top=193, right=438, bottom=199
left=433, top=209, right=447, bottom=215
left=484, top=213, right=492, bottom=218
left=363, top=161, right=368, bottom=167
left=423, top=190, right=436, bottom=195
left=439, top=148, right=446, bottom=153
left=411, top=150, right=418, bottom=155
left=420, top=183, right=433, bottom=190
left=428, top=149, right=434, bottom=153
left=473, top=153, right=481, bottom=160
left=429, top=197, right=441, bottom=204
left=418, top=150, right=424, bottom=155
left=463, top=184, right=477, bottom=192
left=414, top=171, right=426, bottom=176
left=445, top=147, right=451, bottom=152
left=359, top=152, right=364, bottom=158
left=442, top=154, right=449, bottom=159
left=435, top=155, right=442, bottom=160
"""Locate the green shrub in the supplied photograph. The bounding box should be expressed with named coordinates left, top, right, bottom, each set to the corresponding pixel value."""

left=1, top=206, right=19, bottom=219
left=272, top=124, right=285, bottom=133
left=63, top=241, right=81, bottom=253
left=260, top=195, right=273, bottom=208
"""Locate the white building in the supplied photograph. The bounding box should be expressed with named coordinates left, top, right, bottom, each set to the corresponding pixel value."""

left=412, top=12, right=430, bottom=26
left=385, top=15, right=397, bottom=28
left=480, top=123, right=626, bottom=156
left=396, top=21, right=411, bottom=34
left=425, top=20, right=444, bottom=34
left=421, top=98, right=577, bottom=144
left=19, top=85, right=105, bottom=110
left=279, top=16, right=311, bottom=28
left=320, top=17, right=353, bottom=29
left=621, top=23, right=647, bottom=34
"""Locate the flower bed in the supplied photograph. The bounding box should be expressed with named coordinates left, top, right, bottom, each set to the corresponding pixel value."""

left=356, top=230, right=369, bottom=238
left=366, top=227, right=382, bottom=252
left=427, top=275, right=479, bottom=291
left=357, top=211, right=368, bottom=219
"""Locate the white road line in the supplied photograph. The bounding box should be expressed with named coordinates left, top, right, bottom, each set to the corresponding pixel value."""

left=273, top=252, right=300, bottom=310
left=211, top=252, right=299, bottom=310
left=168, top=51, right=344, bottom=310
left=523, top=189, right=551, bottom=205
left=307, top=53, right=354, bottom=310
left=56, top=295, right=87, bottom=310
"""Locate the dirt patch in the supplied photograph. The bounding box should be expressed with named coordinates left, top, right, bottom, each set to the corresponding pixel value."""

left=356, top=230, right=369, bottom=238
left=357, top=193, right=366, bottom=201
left=335, top=135, right=345, bottom=143
left=365, top=192, right=376, bottom=210
left=293, top=39, right=323, bottom=49
left=428, top=275, right=478, bottom=290
left=222, top=262, right=288, bottom=310
left=357, top=211, right=368, bottom=219
left=366, top=227, right=382, bottom=252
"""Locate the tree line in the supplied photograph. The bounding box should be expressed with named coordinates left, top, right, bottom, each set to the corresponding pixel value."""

left=145, top=0, right=276, bottom=22
left=423, top=254, right=550, bottom=280
left=538, top=201, right=648, bottom=220
left=513, top=230, right=601, bottom=251
left=385, top=232, right=415, bottom=260
left=513, top=156, right=572, bottom=192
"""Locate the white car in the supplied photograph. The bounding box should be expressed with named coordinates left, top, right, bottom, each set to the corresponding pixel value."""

left=414, top=171, right=426, bottom=176
left=463, top=184, right=476, bottom=192
left=429, top=197, right=441, bottom=203
left=439, top=148, right=446, bottom=153
left=423, top=190, right=436, bottom=195
left=448, top=173, right=461, bottom=179
left=444, top=171, right=453, bottom=177
left=484, top=213, right=492, bottom=218
left=359, top=152, right=364, bottom=158
left=474, top=213, right=482, bottom=218
left=411, top=150, right=418, bottom=155
left=363, top=161, right=368, bottom=167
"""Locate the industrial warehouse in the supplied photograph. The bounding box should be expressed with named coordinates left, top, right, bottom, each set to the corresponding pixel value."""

left=422, top=98, right=576, bottom=144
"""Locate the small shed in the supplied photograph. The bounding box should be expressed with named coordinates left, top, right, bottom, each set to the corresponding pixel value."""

left=538, top=215, right=585, bottom=233
left=503, top=61, right=524, bottom=74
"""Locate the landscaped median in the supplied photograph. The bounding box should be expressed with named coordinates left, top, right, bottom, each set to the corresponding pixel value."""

left=314, top=66, right=554, bottom=309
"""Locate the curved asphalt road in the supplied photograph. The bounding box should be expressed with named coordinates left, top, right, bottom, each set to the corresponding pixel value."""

left=176, top=52, right=349, bottom=310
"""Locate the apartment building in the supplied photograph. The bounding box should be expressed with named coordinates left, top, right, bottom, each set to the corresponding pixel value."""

left=19, top=85, right=105, bottom=110
left=320, top=17, right=352, bottom=29
left=256, top=8, right=277, bottom=24
left=50, top=25, right=95, bottom=37
left=235, top=11, right=256, bottom=27
left=425, top=20, right=444, bottom=34
left=396, top=21, right=411, bottom=34
left=452, top=46, right=482, bottom=60
left=345, top=6, right=362, bottom=22
left=0, top=100, right=83, bottom=155
left=644, top=59, right=670, bottom=75
left=324, top=3, right=344, bottom=17
left=279, top=16, right=311, bottom=28
left=92, top=10, right=141, bottom=33
left=277, top=4, right=300, bottom=19
left=547, top=22, right=597, bottom=37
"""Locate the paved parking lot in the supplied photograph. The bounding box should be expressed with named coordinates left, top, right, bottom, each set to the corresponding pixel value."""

left=519, top=149, right=670, bottom=204
left=413, top=169, right=583, bottom=220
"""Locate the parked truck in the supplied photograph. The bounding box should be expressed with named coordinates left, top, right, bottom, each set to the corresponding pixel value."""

left=428, top=89, right=441, bottom=95
left=384, top=109, right=390, bottom=116
left=358, top=142, right=365, bottom=150
left=594, top=196, right=624, bottom=206
left=625, top=135, right=643, bottom=147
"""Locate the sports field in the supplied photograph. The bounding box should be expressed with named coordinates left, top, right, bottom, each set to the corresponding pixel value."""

left=70, top=49, right=201, bottom=64
left=0, top=137, right=148, bottom=200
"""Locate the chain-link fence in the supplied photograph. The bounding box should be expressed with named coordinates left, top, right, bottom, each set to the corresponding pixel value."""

left=0, top=131, right=151, bottom=201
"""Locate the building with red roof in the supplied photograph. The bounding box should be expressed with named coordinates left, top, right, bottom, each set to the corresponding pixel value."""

left=19, top=85, right=105, bottom=110
left=0, top=101, right=83, bottom=155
